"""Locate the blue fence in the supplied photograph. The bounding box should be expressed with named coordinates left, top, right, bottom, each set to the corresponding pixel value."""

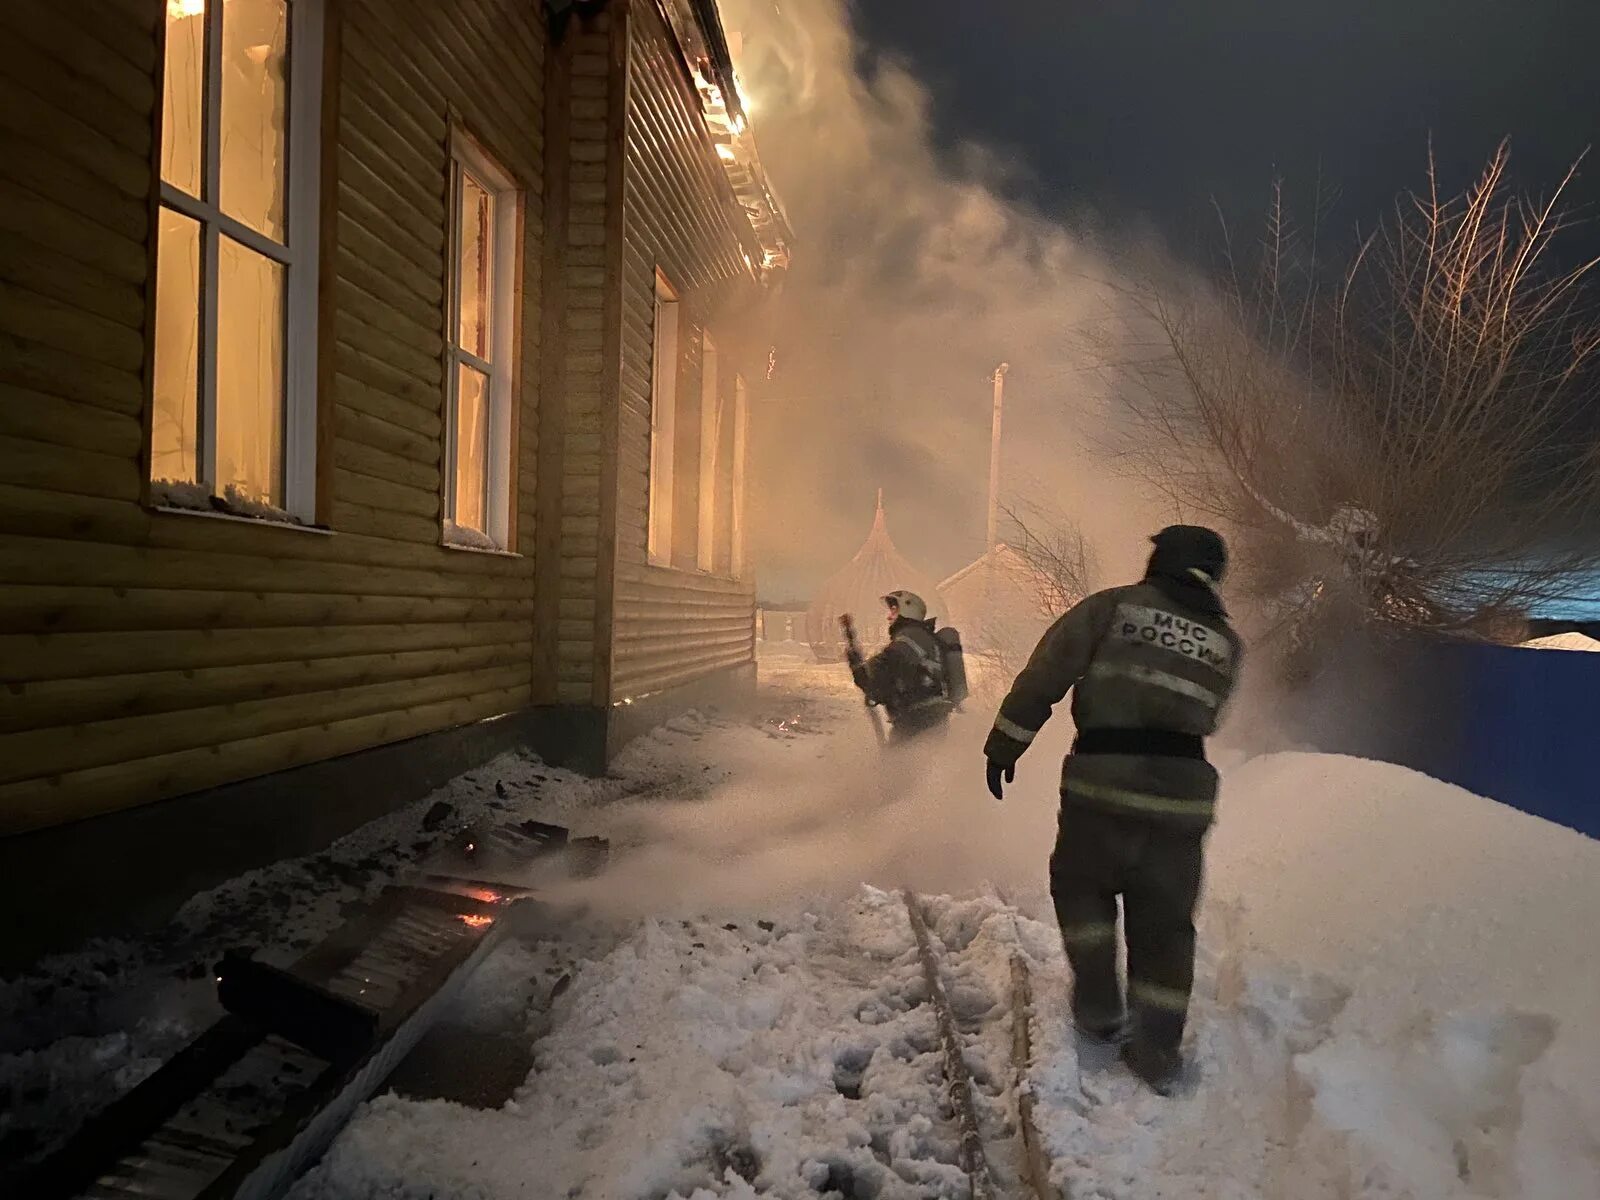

left=1286, top=633, right=1600, bottom=839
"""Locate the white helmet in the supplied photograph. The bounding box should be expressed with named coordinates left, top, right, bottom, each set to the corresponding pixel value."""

left=883, top=590, right=928, bottom=622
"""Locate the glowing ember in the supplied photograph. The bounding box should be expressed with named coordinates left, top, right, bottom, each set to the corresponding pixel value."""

left=458, top=914, right=494, bottom=929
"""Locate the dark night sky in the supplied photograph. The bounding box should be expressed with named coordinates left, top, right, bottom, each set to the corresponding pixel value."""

left=853, top=0, right=1600, bottom=269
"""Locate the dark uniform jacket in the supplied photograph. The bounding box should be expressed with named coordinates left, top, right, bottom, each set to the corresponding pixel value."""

left=853, top=617, right=951, bottom=726
left=983, top=574, right=1242, bottom=828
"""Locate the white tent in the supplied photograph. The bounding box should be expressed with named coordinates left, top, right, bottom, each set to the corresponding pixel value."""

left=805, top=491, right=946, bottom=661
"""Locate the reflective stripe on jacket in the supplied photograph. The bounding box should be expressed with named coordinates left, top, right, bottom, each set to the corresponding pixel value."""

left=983, top=580, right=1242, bottom=826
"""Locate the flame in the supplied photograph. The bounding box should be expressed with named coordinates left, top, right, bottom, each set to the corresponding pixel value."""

left=715, top=144, right=737, bottom=162
left=458, top=913, right=494, bottom=929
left=168, top=0, right=205, bottom=17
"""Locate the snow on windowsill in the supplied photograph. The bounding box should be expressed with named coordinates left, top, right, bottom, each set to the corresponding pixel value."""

left=441, top=522, right=520, bottom=558
left=150, top=481, right=331, bottom=534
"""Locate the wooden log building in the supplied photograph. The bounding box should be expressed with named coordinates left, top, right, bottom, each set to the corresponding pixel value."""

left=0, top=0, right=790, bottom=957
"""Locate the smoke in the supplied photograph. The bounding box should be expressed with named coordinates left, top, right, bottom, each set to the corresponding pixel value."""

left=722, top=0, right=1167, bottom=600
left=544, top=673, right=1080, bottom=921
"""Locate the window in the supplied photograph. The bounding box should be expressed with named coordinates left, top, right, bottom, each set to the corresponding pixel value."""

left=444, top=134, right=519, bottom=549
left=153, top=0, right=323, bottom=521
left=696, top=333, right=720, bottom=572
left=731, top=374, right=749, bottom=579
left=647, top=270, right=681, bottom=566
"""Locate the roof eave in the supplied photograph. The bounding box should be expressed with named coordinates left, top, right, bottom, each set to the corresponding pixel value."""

left=653, top=0, right=793, bottom=286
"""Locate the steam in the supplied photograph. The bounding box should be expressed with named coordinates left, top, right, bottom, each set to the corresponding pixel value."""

left=722, top=0, right=1166, bottom=599
left=551, top=702, right=1076, bottom=920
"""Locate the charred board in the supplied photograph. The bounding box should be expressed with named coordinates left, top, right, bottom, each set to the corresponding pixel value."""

left=21, top=819, right=607, bottom=1200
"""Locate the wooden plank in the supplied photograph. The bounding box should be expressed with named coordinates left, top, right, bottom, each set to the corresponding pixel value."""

left=338, top=57, right=448, bottom=191
left=0, top=685, right=533, bottom=835
left=335, top=402, right=439, bottom=468
left=334, top=436, right=439, bottom=492
left=0, top=663, right=533, bottom=785
left=337, top=177, right=446, bottom=283
left=0, top=533, right=531, bottom=598
left=139, top=515, right=528, bottom=577
left=334, top=365, right=442, bottom=439
left=0, top=131, right=149, bottom=245
left=330, top=499, right=442, bottom=544
left=0, top=330, right=143, bottom=416
left=611, top=648, right=751, bottom=696
left=334, top=466, right=440, bottom=519
left=533, top=13, right=576, bottom=706
left=0, top=228, right=145, bottom=330
left=339, top=305, right=445, bottom=388
left=0, top=483, right=150, bottom=545
left=337, top=220, right=445, bottom=310
left=1, top=640, right=531, bottom=734
left=0, top=384, right=142, bottom=459
left=335, top=275, right=444, bottom=365
left=0, top=4, right=158, bottom=115
left=0, top=75, right=149, bottom=198
left=0, top=281, right=146, bottom=372
left=340, top=19, right=450, bottom=144
left=1010, top=953, right=1064, bottom=1200
left=337, top=118, right=447, bottom=248
left=0, top=433, right=140, bottom=502
left=0, top=23, right=154, bottom=152
left=904, top=891, right=998, bottom=1200
left=0, top=178, right=147, bottom=285
left=0, top=584, right=531, bottom=636
left=0, top=619, right=532, bottom=682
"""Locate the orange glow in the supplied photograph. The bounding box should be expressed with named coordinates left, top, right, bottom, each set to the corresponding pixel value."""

left=458, top=913, right=495, bottom=929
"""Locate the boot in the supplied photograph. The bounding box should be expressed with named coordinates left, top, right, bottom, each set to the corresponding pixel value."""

left=1077, top=1015, right=1129, bottom=1046
left=1120, top=1038, right=1182, bottom=1095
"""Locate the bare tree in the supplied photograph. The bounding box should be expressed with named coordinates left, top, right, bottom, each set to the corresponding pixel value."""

left=1105, top=144, right=1600, bottom=676
left=957, top=503, right=1098, bottom=697
left=1000, top=501, right=1098, bottom=619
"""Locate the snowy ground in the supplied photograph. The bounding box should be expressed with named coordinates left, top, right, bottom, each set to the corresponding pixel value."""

left=6, top=642, right=1599, bottom=1197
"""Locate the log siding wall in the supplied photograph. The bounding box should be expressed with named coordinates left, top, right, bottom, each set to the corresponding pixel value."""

left=0, top=0, right=547, bottom=834
left=537, top=7, right=623, bottom=708
left=0, top=0, right=773, bottom=835
left=611, top=0, right=757, bottom=701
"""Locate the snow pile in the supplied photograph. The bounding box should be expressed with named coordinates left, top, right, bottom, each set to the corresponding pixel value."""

left=299, top=714, right=1599, bottom=1199
left=442, top=520, right=501, bottom=552
left=0, top=748, right=626, bottom=1165
left=294, top=888, right=983, bottom=1200
left=12, top=650, right=1600, bottom=1198
left=1519, top=631, right=1600, bottom=652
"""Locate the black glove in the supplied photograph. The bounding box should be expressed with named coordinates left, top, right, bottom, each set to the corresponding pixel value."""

left=986, top=760, right=1015, bottom=801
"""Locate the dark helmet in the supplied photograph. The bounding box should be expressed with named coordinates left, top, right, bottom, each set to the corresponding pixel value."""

left=1148, top=525, right=1228, bottom=585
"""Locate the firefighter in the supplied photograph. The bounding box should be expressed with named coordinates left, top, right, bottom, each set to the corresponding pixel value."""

left=847, top=591, right=956, bottom=743
left=983, top=526, right=1242, bottom=1094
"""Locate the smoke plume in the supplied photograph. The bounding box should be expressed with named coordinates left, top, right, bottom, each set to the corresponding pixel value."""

left=722, top=0, right=1166, bottom=599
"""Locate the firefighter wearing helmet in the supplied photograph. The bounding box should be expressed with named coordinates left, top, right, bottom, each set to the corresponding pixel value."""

left=983, top=525, right=1243, bottom=1095
left=846, top=590, right=967, bottom=743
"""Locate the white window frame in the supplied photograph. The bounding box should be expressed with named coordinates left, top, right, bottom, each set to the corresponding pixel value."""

left=695, top=332, right=721, bottom=572
left=443, top=132, right=520, bottom=550
left=647, top=269, right=681, bottom=567
left=155, top=0, right=324, bottom=522
left=731, top=373, right=750, bottom=579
